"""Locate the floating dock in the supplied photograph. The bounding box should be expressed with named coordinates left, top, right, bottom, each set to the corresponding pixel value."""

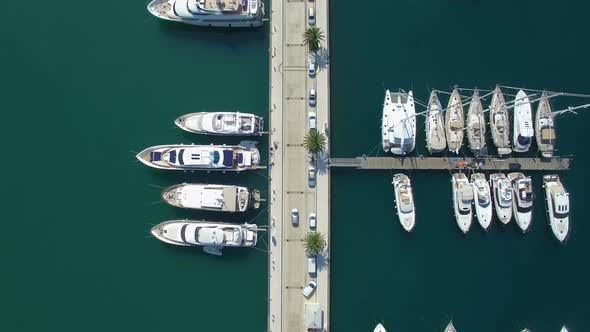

left=329, top=156, right=572, bottom=171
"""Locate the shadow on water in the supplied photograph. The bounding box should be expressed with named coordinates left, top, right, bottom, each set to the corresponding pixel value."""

left=156, top=21, right=268, bottom=49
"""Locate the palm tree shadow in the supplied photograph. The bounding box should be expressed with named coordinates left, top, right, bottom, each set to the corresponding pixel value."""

left=315, top=47, right=330, bottom=71
left=316, top=249, right=329, bottom=272
left=316, top=151, right=330, bottom=175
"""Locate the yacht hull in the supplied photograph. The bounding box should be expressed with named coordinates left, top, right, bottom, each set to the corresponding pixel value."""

left=471, top=173, right=492, bottom=230
left=426, top=91, right=447, bottom=153
left=466, top=90, right=487, bottom=156
left=490, top=173, right=513, bottom=225
left=490, top=86, right=512, bottom=155
left=543, top=175, right=570, bottom=243
left=162, top=183, right=261, bottom=212
left=453, top=173, right=473, bottom=234
left=445, top=89, right=464, bottom=154
left=175, top=112, right=264, bottom=136
left=535, top=93, right=556, bottom=158
left=393, top=174, right=416, bottom=232
left=382, top=90, right=416, bottom=155
left=513, top=90, right=534, bottom=153
left=508, top=172, right=533, bottom=232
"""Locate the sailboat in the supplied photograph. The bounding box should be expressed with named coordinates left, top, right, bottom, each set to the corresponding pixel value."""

left=535, top=92, right=557, bottom=158
left=373, top=323, right=387, bottom=332
left=466, top=89, right=487, bottom=156
left=445, top=321, right=457, bottom=332
left=489, top=85, right=512, bottom=155
left=513, top=89, right=534, bottom=152
left=446, top=88, right=464, bottom=154
left=382, top=90, right=416, bottom=155
left=426, top=90, right=447, bottom=153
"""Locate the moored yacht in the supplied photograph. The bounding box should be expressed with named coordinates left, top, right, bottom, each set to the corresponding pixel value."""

left=471, top=173, right=492, bottom=230
left=560, top=326, right=569, bottom=332
left=508, top=172, right=533, bottom=232
left=489, top=85, right=512, bottom=155
left=392, top=174, right=416, bottom=232
left=490, top=173, right=513, bottom=224
left=382, top=90, right=416, bottom=155
left=445, top=88, right=464, bottom=154
left=373, top=323, right=387, bottom=332
left=151, top=220, right=258, bottom=255
left=535, top=92, right=557, bottom=158
left=513, top=90, right=534, bottom=152
left=136, top=143, right=261, bottom=171
left=426, top=90, right=447, bottom=153
left=543, top=175, right=570, bottom=243
left=466, top=89, right=487, bottom=156
left=147, top=0, right=265, bottom=28
left=175, top=112, right=264, bottom=136
left=445, top=321, right=457, bottom=332
left=162, top=183, right=261, bottom=212
left=452, top=173, right=473, bottom=234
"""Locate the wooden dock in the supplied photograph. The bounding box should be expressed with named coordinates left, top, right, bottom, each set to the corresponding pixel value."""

left=329, top=156, right=572, bottom=171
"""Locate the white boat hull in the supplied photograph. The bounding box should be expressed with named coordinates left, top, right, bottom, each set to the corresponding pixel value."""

left=513, top=90, right=534, bottom=153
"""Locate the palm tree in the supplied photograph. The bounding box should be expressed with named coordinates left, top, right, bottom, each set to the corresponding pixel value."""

left=303, top=232, right=326, bottom=257
left=303, top=130, right=327, bottom=155
left=302, top=27, right=325, bottom=52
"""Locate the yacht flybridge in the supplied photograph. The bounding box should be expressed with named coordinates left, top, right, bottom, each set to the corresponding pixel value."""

left=543, top=175, right=570, bottom=243
left=162, top=183, right=261, bottom=212
left=175, top=112, right=264, bottom=136
left=452, top=173, right=473, bottom=234
left=490, top=173, right=513, bottom=225
left=471, top=173, right=492, bottom=230
left=535, top=92, right=557, bottom=158
left=513, top=90, right=534, bottom=152
left=382, top=89, right=416, bottom=155
left=392, top=174, right=416, bottom=232
left=508, top=172, right=533, bottom=232
left=426, top=90, right=447, bottom=153
left=445, top=89, right=464, bottom=154
left=489, top=85, right=512, bottom=155
left=147, top=0, right=265, bottom=27
left=136, top=143, right=262, bottom=171
left=151, top=220, right=258, bottom=255
left=466, top=89, right=487, bottom=156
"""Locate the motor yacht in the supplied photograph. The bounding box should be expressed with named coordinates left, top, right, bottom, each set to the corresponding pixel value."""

left=151, top=220, right=258, bottom=255
left=373, top=323, right=387, bottom=332
left=445, top=321, right=457, bottom=332
left=535, top=92, right=556, bottom=158
left=382, top=89, right=416, bottom=155
left=445, top=88, right=464, bottom=154
left=147, top=0, right=265, bottom=27
left=513, top=90, right=534, bottom=152
left=175, top=112, right=264, bottom=136
left=543, top=175, right=570, bottom=243
left=560, top=326, right=569, bottom=332
left=489, top=85, right=512, bottom=155
left=162, top=183, right=260, bottom=212
left=136, top=142, right=261, bottom=171
left=508, top=172, right=533, bottom=232
left=490, top=173, right=513, bottom=224
left=471, top=173, right=492, bottom=230
left=426, top=90, right=447, bottom=153
left=392, top=174, right=416, bottom=232
left=453, top=173, right=473, bottom=234
left=466, top=89, right=487, bottom=156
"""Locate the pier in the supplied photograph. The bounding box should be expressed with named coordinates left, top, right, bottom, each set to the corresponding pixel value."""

left=329, top=156, right=572, bottom=171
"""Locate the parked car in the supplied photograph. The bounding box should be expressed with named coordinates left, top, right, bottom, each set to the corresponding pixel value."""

left=308, top=58, right=316, bottom=77
left=308, top=111, right=317, bottom=130
left=308, top=7, right=316, bottom=26
left=308, top=166, right=316, bottom=188
left=308, top=256, right=317, bottom=275
left=291, top=208, right=299, bottom=226
left=309, top=213, right=317, bottom=229
left=309, top=88, right=317, bottom=107
left=302, top=280, right=317, bottom=297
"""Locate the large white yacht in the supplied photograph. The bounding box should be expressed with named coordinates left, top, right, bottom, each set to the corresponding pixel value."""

left=508, top=172, right=533, bottom=232
left=382, top=90, right=416, bottom=155
left=471, top=173, right=492, bottom=230
left=162, top=183, right=260, bottom=212
left=452, top=173, right=473, bottom=234
left=426, top=90, right=447, bottom=153
left=392, top=174, right=416, bottom=232
left=535, top=92, right=556, bottom=158
left=373, top=323, right=387, bottom=332
left=136, top=143, right=261, bottom=171
left=490, top=173, right=513, bottom=225
left=445, top=88, right=464, bottom=154
left=513, top=90, right=534, bottom=152
left=151, top=220, right=258, bottom=255
left=466, top=89, right=487, bottom=156
left=543, top=175, right=570, bottom=243
left=175, top=112, right=264, bottom=136
left=445, top=321, right=457, bottom=332
left=147, top=0, right=265, bottom=28
left=489, top=85, right=512, bottom=155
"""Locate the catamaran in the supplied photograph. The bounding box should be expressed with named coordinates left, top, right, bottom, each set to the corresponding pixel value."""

left=444, top=321, right=457, bottom=332
left=543, top=175, right=570, bottom=243
left=162, top=183, right=261, bottom=212
left=382, top=90, right=416, bottom=155
left=452, top=173, right=473, bottom=234
left=175, top=112, right=264, bottom=136
left=535, top=92, right=556, bottom=158
left=489, top=85, right=512, bottom=155
left=426, top=90, right=447, bottom=153
left=151, top=220, right=258, bottom=255
left=147, top=0, right=265, bottom=28
left=466, top=89, right=487, bottom=156
left=471, top=173, right=492, bottom=230
left=136, top=143, right=262, bottom=171
left=392, top=174, right=415, bottom=232
left=508, top=172, right=533, bottom=232
left=513, top=90, right=534, bottom=152
left=445, top=88, right=464, bottom=154
left=490, top=173, right=513, bottom=225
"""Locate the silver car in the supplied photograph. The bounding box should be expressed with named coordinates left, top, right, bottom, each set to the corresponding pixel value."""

left=308, top=166, right=316, bottom=188
left=302, top=280, right=317, bottom=297
left=291, top=208, right=299, bottom=226
left=309, top=88, right=317, bottom=107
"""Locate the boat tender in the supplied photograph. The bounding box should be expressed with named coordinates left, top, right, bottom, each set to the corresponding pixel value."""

left=392, top=174, right=416, bottom=232
left=535, top=92, right=556, bottom=158
left=513, top=90, right=534, bottom=152
left=466, top=89, right=487, bottom=156
left=382, top=89, right=416, bottom=155
left=445, top=88, right=464, bottom=154
left=162, top=183, right=260, bottom=212
left=489, top=85, right=512, bottom=155
left=490, top=173, right=513, bottom=225
left=453, top=173, right=473, bottom=234
left=175, top=112, right=264, bottom=136
left=508, top=172, right=533, bottom=232
left=426, top=90, right=447, bottom=153
left=471, top=173, right=492, bottom=230
left=543, top=175, right=570, bottom=243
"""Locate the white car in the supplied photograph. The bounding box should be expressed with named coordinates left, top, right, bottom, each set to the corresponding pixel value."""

left=309, top=88, right=317, bottom=107
left=308, top=166, right=317, bottom=188
left=308, top=59, right=316, bottom=77
left=309, top=213, right=317, bottom=229
left=302, top=280, right=317, bottom=297
left=291, top=208, right=299, bottom=226
left=308, top=112, right=317, bottom=130
left=308, top=7, right=316, bottom=26
left=308, top=256, right=317, bottom=275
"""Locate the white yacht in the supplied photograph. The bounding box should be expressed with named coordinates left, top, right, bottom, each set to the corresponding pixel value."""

left=543, top=175, right=570, bottom=243
left=489, top=85, right=512, bottom=155
left=392, top=174, right=416, bottom=232
left=175, top=112, right=264, bottom=136
left=466, top=89, right=487, bottom=156
left=513, top=90, right=534, bottom=152
left=452, top=173, right=473, bottom=234
left=508, top=172, right=533, bottom=232
left=151, top=220, right=258, bottom=255
left=147, top=0, right=265, bottom=28
left=136, top=143, right=261, bottom=171
left=373, top=323, right=387, bottom=332
left=445, top=321, right=457, bottom=332
left=426, top=90, right=447, bottom=153
left=445, top=88, right=464, bottom=154
left=162, top=183, right=260, bottom=212
left=560, top=326, right=569, bottom=332
left=471, top=173, right=492, bottom=230
left=521, top=329, right=531, bottom=332
left=535, top=92, right=556, bottom=158
left=382, top=90, right=416, bottom=155
left=490, top=173, right=513, bottom=225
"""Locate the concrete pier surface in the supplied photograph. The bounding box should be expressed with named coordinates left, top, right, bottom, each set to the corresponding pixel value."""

left=268, top=0, right=330, bottom=331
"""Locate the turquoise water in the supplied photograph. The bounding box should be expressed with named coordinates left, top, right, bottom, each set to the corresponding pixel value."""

left=331, top=1, right=589, bottom=331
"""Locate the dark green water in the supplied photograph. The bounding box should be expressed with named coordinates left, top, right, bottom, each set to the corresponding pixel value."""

left=331, top=1, right=589, bottom=332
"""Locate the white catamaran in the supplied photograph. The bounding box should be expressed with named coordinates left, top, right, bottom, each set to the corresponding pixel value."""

left=535, top=92, right=556, bottom=158
left=471, top=173, right=492, bottom=230
left=489, top=85, right=512, bottom=155
left=466, top=89, right=487, bottom=156
left=162, top=183, right=261, bottom=212
left=513, top=90, right=534, bottom=152
left=508, top=172, right=533, bottom=232
left=490, top=173, right=513, bottom=225
left=392, top=174, right=416, bottom=232
left=382, top=90, right=416, bottom=155
left=426, top=90, right=447, bottom=153
left=445, top=88, right=464, bottom=154
left=453, top=173, right=473, bottom=234
left=543, top=175, right=570, bottom=243
left=175, top=112, right=264, bottom=136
